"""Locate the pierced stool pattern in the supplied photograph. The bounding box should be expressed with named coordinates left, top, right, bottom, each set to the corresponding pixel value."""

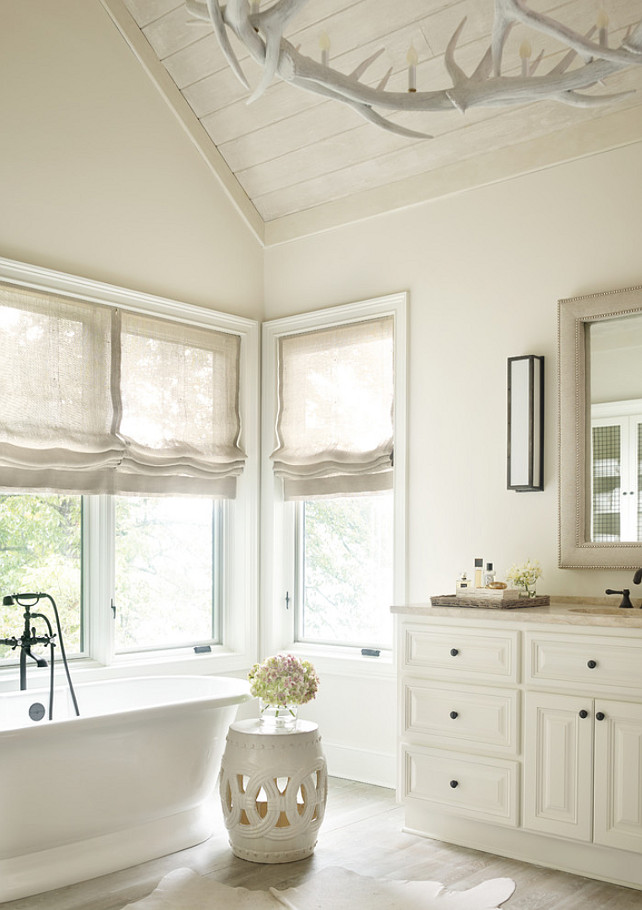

left=219, top=719, right=327, bottom=863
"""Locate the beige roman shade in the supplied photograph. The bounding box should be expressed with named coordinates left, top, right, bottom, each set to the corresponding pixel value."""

left=0, top=282, right=245, bottom=497
left=271, top=316, right=394, bottom=500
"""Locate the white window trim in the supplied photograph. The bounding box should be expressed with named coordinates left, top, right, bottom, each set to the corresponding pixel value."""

left=0, top=257, right=259, bottom=692
left=261, top=293, right=407, bottom=678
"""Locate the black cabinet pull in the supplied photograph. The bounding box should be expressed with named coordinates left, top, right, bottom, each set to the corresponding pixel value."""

left=587, top=659, right=597, bottom=669
left=596, top=711, right=605, bottom=721
left=450, top=648, right=459, bottom=657
left=449, top=711, right=458, bottom=719
left=449, top=780, right=458, bottom=788
left=579, top=709, right=588, bottom=718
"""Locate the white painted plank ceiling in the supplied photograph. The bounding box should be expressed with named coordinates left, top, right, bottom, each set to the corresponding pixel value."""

left=116, top=0, right=642, bottom=234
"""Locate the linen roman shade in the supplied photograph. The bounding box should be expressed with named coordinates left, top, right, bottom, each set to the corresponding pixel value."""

left=0, top=282, right=245, bottom=497
left=271, top=316, right=394, bottom=500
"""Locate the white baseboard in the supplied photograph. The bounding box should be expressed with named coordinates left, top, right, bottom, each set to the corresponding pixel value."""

left=322, top=741, right=396, bottom=789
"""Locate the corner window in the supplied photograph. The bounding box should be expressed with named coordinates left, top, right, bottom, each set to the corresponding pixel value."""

left=0, top=493, right=83, bottom=661
left=262, top=293, right=406, bottom=657
left=295, top=492, right=394, bottom=648
left=0, top=258, right=258, bottom=678
left=114, top=495, right=222, bottom=653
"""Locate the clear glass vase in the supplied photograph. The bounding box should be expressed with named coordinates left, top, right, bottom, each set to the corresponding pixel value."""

left=519, top=583, right=537, bottom=598
left=259, top=699, right=298, bottom=732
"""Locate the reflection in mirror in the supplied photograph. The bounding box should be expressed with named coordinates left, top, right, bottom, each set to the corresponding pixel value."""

left=558, top=285, right=642, bottom=568
left=589, top=314, right=642, bottom=543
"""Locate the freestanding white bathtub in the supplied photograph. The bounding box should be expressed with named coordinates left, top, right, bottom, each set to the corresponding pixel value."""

left=0, top=675, right=251, bottom=903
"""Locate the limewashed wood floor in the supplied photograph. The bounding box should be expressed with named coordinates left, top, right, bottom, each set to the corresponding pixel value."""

left=4, top=778, right=642, bottom=910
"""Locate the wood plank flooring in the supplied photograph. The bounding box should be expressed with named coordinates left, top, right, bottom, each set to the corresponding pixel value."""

left=4, top=778, right=642, bottom=910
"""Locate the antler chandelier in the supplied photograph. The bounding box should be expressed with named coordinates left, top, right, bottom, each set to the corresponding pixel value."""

left=185, top=0, right=642, bottom=139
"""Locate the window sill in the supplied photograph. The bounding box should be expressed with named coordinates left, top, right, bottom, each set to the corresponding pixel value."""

left=286, top=643, right=395, bottom=679
left=0, top=646, right=251, bottom=694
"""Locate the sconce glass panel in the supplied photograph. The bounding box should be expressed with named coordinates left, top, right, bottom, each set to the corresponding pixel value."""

left=507, top=355, right=544, bottom=491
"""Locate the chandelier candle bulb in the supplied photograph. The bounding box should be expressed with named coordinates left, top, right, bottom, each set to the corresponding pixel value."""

left=407, top=44, right=418, bottom=92
left=519, top=40, right=532, bottom=76
left=597, top=9, right=609, bottom=46
left=319, top=32, right=330, bottom=67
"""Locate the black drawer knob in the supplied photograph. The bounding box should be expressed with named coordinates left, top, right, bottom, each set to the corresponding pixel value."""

left=450, top=648, right=459, bottom=657
left=449, top=711, right=458, bottom=719
left=449, top=780, right=458, bottom=788
left=596, top=712, right=605, bottom=721
left=579, top=709, right=588, bottom=718
left=587, top=659, right=597, bottom=669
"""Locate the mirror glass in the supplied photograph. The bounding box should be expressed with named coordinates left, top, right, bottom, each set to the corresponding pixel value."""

left=589, top=313, right=642, bottom=543
left=558, top=285, right=642, bottom=567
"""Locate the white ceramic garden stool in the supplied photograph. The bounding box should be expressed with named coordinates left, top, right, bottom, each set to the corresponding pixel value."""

left=218, top=719, right=327, bottom=863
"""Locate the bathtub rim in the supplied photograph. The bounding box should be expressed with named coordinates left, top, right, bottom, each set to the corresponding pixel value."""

left=0, top=673, right=253, bottom=736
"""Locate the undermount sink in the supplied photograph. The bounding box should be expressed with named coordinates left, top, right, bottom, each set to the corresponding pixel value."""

left=569, top=607, right=640, bottom=615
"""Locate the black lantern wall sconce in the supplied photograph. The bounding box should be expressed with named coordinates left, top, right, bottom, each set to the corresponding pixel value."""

left=507, top=355, right=544, bottom=492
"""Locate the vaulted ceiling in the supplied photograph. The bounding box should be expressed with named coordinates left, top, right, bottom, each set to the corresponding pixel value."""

left=104, top=0, right=642, bottom=242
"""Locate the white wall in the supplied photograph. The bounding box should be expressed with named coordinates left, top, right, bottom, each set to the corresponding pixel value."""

left=0, top=0, right=262, bottom=319
left=4, top=0, right=642, bottom=789
left=264, top=141, right=642, bottom=785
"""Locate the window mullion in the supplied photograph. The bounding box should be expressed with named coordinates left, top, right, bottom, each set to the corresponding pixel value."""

left=293, top=501, right=304, bottom=643
left=84, top=494, right=115, bottom=666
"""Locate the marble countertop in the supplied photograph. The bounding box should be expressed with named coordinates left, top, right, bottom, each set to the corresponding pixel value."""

left=391, top=596, right=642, bottom=628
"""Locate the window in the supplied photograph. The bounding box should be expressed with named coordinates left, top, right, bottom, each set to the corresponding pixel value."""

left=114, top=496, right=222, bottom=653
left=0, top=493, right=83, bottom=661
left=296, top=493, right=394, bottom=648
left=0, top=493, right=223, bottom=664
left=262, top=294, right=406, bottom=657
left=0, top=258, right=258, bottom=679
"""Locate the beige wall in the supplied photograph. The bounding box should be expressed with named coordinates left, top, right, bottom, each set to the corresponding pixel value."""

left=265, top=141, right=642, bottom=605
left=0, top=0, right=262, bottom=319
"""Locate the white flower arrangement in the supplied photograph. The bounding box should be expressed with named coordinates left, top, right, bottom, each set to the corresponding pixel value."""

left=248, top=653, right=319, bottom=707
left=506, top=560, right=542, bottom=596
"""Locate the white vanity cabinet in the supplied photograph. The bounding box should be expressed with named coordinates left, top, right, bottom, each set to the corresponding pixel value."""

left=395, top=607, right=642, bottom=891
left=524, top=631, right=642, bottom=855
left=400, top=621, right=521, bottom=828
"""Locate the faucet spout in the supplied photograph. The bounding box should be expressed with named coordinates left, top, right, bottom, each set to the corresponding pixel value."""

left=633, top=568, right=642, bottom=586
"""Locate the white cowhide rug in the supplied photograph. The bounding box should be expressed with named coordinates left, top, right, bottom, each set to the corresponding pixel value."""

left=123, top=866, right=515, bottom=910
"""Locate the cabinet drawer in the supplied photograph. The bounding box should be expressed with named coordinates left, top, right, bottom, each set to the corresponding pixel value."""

left=402, top=744, right=519, bottom=826
left=403, top=625, right=519, bottom=684
left=526, top=632, right=642, bottom=694
left=403, top=679, right=518, bottom=754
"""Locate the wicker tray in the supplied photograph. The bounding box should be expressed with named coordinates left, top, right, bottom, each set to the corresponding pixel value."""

left=430, top=594, right=550, bottom=609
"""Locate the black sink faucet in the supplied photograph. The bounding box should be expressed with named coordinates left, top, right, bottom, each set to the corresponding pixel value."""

left=605, top=588, right=634, bottom=608
left=634, top=568, right=642, bottom=586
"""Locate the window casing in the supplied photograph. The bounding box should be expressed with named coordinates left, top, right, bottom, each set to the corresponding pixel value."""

left=261, top=294, right=407, bottom=664
left=0, top=258, right=258, bottom=688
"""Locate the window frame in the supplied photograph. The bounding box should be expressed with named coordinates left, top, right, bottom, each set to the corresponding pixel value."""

left=261, top=293, right=407, bottom=675
left=0, top=257, right=259, bottom=692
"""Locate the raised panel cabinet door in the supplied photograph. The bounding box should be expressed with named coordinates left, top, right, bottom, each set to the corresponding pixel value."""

left=594, top=699, right=642, bottom=854
left=523, top=691, right=593, bottom=841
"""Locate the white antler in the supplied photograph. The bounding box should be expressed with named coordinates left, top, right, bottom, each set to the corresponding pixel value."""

left=186, top=0, right=642, bottom=139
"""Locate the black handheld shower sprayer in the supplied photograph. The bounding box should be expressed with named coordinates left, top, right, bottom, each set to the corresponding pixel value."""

left=1, top=592, right=80, bottom=720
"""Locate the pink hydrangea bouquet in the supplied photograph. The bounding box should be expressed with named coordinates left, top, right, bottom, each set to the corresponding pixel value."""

left=248, top=653, right=319, bottom=707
